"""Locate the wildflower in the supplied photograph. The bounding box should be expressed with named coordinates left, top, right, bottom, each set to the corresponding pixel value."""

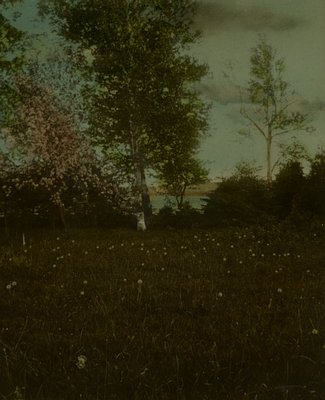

left=161, top=267, right=165, bottom=271
left=83, top=280, right=88, bottom=285
left=11, top=281, right=17, bottom=287
left=223, top=257, right=227, bottom=262
left=312, top=329, right=319, bottom=335
left=306, top=270, right=310, bottom=274
left=239, top=260, right=243, bottom=264
left=137, top=279, right=143, bottom=285
left=218, top=292, right=223, bottom=297
left=6, top=284, right=12, bottom=290
left=96, top=245, right=100, bottom=249
left=76, top=355, right=87, bottom=369
left=84, top=251, right=88, bottom=255
left=80, top=291, right=85, bottom=296
left=52, top=264, right=56, bottom=268
left=277, top=288, right=283, bottom=293
left=123, top=278, right=127, bottom=282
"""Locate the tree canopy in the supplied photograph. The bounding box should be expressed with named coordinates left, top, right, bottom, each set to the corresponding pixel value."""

left=40, top=0, right=209, bottom=229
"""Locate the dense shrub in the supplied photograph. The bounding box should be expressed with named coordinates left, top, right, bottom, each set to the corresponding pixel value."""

left=203, top=172, right=272, bottom=226
left=151, top=202, right=202, bottom=229
left=271, top=160, right=305, bottom=219
left=300, top=152, right=325, bottom=218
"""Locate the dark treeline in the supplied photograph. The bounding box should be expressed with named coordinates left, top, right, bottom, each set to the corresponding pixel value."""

left=1, top=151, right=324, bottom=231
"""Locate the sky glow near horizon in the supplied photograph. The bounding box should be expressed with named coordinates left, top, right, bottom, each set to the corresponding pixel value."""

left=6, top=0, right=325, bottom=179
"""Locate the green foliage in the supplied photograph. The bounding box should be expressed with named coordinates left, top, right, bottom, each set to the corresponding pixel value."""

left=0, top=1, right=25, bottom=123
left=157, top=157, right=208, bottom=209
left=40, top=0, right=209, bottom=219
left=241, top=37, right=313, bottom=184
left=272, top=160, right=305, bottom=219
left=204, top=163, right=272, bottom=226
left=300, top=151, right=325, bottom=218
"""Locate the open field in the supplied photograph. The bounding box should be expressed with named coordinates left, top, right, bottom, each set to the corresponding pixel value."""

left=1, top=224, right=325, bottom=399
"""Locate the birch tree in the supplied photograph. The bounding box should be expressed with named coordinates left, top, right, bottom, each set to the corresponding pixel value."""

left=40, top=0, right=209, bottom=230
left=241, top=38, right=313, bottom=186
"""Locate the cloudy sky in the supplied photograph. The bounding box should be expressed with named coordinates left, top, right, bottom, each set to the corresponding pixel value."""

left=193, top=0, right=325, bottom=178
left=7, top=0, right=325, bottom=179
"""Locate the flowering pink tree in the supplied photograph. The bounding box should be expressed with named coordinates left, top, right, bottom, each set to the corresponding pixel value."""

left=1, top=76, right=121, bottom=228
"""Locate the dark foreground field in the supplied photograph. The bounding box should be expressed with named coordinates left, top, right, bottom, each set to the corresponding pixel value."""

left=1, top=224, right=325, bottom=399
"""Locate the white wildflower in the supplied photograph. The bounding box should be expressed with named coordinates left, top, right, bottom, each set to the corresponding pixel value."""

left=76, top=355, right=87, bottom=369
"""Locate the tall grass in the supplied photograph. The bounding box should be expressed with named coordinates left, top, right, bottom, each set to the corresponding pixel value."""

left=0, top=224, right=325, bottom=399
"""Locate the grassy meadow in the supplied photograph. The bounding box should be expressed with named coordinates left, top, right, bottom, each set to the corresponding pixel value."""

left=1, top=224, right=325, bottom=399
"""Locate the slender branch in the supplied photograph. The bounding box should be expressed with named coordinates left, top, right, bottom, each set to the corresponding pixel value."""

left=273, top=127, right=306, bottom=138
left=240, top=108, right=267, bottom=139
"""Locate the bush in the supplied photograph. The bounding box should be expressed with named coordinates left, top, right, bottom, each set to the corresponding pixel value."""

left=300, top=152, right=325, bottom=218
left=203, top=172, right=272, bottom=227
left=271, top=160, right=305, bottom=219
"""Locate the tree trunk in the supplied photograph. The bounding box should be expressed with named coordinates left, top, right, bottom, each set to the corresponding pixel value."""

left=134, top=166, right=146, bottom=231
left=57, top=204, right=66, bottom=230
left=139, top=157, right=152, bottom=221
left=131, top=138, right=152, bottom=230
left=178, top=184, right=188, bottom=210
left=266, top=134, right=273, bottom=186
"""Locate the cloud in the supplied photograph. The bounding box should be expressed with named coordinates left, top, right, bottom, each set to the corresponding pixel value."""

left=195, top=1, right=305, bottom=34
left=197, top=81, right=249, bottom=104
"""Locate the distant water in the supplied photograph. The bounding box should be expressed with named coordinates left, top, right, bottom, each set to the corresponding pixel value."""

left=151, top=195, right=208, bottom=213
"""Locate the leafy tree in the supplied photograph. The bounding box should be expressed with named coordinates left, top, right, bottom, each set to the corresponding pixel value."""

left=300, top=151, right=325, bottom=218
left=240, top=37, right=313, bottom=185
left=271, top=160, right=305, bottom=219
left=1, top=76, right=120, bottom=229
left=203, top=162, right=271, bottom=226
left=40, top=0, right=209, bottom=230
left=157, top=156, right=207, bottom=209
left=0, top=0, right=25, bottom=123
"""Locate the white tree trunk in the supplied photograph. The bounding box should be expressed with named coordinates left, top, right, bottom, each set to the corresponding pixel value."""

left=136, top=211, right=146, bottom=231
left=134, top=164, right=147, bottom=231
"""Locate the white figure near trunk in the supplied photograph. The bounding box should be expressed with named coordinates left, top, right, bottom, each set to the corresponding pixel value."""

left=136, top=211, right=146, bottom=231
